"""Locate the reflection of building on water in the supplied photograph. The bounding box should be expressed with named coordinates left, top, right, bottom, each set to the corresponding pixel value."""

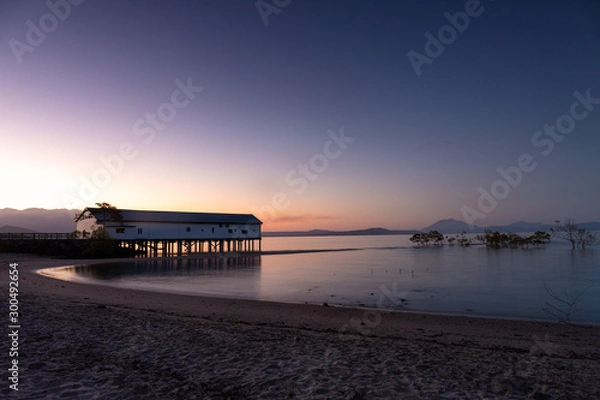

left=72, top=255, right=262, bottom=280
left=76, top=207, right=262, bottom=257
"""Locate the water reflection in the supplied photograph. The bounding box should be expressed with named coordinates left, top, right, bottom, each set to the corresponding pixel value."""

left=41, top=235, right=600, bottom=324
left=63, top=255, right=261, bottom=282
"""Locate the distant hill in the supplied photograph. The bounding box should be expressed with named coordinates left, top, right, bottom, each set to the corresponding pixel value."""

left=421, top=219, right=600, bottom=234
left=420, top=219, right=482, bottom=234
left=0, top=208, right=78, bottom=233
left=579, top=221, right=600, bottom=231
left=1, top=207, right=598, bottom=237
left=487, top=221, right=552, bottom=233
left=264, top=227, right=419, bottom=237
left=261, top=219, right=600, bottom=237
left=0, top=225, right=39, bottom=234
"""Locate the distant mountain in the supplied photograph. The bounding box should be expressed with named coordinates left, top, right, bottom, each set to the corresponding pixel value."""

left=487, top=221, right=553, bottom=233
left=579, top=221, right=600, bottom=231
left=264, top=227, right=419, bottom=237
left=421, top=219, right=600, bottom=234
left=0, top=225, right=39, bottom=234
left=420, top=218, right=482, bottom=234
left=2, top=207, right=598, bottom=237
left=0, top=208, right=79, bottom=233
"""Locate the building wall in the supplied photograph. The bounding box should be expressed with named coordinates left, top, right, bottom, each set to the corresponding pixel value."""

left=76, top=218, right=98, bottom=235
left=100, top=221, right=261, bottom=240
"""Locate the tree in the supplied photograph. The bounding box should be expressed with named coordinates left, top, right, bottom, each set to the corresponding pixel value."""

left=457, top=231, right=471, bottom=247
left=93, top=202, right=124, bottom=224
left=75, top=202, right=124, bottom=224
left=74, top=210, right=93, bottom=223
left=530, top=231, right=551, bottom=247
left=576, top=229, right=596, bottom=249
left=409, top=233, right=426, bottom=246
left=506, top=232, right=524, bottom=248
left=83, top=227, right=117, bottom=258
left=543, top=282, right=595, bottom=324
left=409, top=230, right=445, bottom=247
left=476, top=230, right=551, bottom=249
left=551, top=219, right=578, bottom=249
left=429, top=230, right=444, bottom=246
left=90, top=226, right=112, bottom=240
left=552, top=219, right=597, bottom=249
left=476, top=230, right=505, bottom=248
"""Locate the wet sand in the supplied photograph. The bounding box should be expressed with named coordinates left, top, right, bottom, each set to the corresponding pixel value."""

left=1, top=253, right=599, bottom=399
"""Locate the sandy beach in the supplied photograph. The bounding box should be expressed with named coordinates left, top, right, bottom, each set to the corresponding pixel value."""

left=1, top=253, right=599, bottom=399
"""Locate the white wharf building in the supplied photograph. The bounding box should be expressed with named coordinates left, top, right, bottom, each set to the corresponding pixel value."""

left=76, top=208, right=262, bottom=256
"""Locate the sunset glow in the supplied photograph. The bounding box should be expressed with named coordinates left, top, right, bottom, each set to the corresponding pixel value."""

left=2, top=0, right=599, bottom=231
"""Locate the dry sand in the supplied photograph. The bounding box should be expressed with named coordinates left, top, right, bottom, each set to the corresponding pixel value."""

left=1, top=253, right=599, bottom=399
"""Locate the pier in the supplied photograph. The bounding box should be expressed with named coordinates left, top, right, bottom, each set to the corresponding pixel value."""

left=0, top=234, right=261, bottom=258
left=2, top=208, right=263, bottom=258
left=116, top=237, right=262, bottom=257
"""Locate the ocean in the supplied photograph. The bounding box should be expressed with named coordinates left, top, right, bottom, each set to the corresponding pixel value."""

left=43, top=234, right=600, bottom=324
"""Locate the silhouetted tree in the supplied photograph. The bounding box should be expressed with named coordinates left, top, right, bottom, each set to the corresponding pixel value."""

left=552, top=219, right=597, bottom=249
left=543, top=282, right=595, bottom=324
left=95, top=202, right=123, bottom=223
left=477, top=230, right=551, bottom=249
left=530, top=231, right=551, bottom=247
left=457, top=231, right=471, bottom=247
left=75, top=202, right=123, bottom=224
left=429, top=230, right=444, bottom=246
left=83, top=227, right=118, bottom=258
left=409, top=233, right=425, bottom=246
left=410, top=230, right=445, bottom=246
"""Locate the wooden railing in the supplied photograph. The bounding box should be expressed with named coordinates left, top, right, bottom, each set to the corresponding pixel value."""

left=0, top=233, right=71, bottom=240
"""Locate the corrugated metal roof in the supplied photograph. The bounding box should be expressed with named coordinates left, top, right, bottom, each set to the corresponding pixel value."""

left=85, top=208, right=262, bottom=225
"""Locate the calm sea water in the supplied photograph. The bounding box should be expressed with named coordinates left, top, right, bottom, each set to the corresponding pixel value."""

left=44, top=234, right=600, bottom=324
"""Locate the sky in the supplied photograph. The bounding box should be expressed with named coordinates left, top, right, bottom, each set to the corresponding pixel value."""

left=1, top=0, right=599, bottom=231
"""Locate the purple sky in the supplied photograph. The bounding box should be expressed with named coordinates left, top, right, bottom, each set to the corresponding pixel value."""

left=1, top=0, right=599, bottom=230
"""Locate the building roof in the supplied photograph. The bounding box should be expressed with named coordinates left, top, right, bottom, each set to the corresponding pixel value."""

left=82, top=208, right=262, bottom=225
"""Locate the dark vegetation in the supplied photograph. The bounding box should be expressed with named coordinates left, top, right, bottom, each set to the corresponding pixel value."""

left=476, top=230, right=551, bottom=249
left=0, top=234, right=138, bottom=258
left=411, top=218, right=597, bottom=250
left=409, top=230, right=444, bottom=246
left=543, top=282, right=595, bottom=325
left=446, top=232, right=472, bottom=247
left=411, top=230, right=551, bottom=249
left=0, top=225, right=139, bottom=258
left=1, top=203, right=138, bottom=258
left=551, top=219, right=597, bottom=249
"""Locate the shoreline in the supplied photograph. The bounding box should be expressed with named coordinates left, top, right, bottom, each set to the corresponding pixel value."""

left=35, top=251, right=598, bottom=327
left=37, top=263, right=591, bottom=328
left=2, top=253, right=599, bottom=398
